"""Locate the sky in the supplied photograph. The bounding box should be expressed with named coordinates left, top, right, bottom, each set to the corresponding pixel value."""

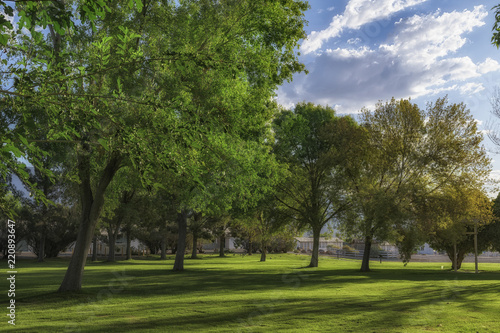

left=276, top=0, right=500, bottom=186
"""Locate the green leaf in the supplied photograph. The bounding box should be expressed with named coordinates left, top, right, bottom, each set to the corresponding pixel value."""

left=135, top=0, right=144, bottom=13
left=97, top=138, right=109, bottom=151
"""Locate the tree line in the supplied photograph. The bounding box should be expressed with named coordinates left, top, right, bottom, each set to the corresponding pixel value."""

left=1, top=1, right=500, bottom=292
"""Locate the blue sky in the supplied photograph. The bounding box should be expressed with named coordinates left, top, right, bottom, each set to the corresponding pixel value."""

left=277, top=0, right=500, bottom=185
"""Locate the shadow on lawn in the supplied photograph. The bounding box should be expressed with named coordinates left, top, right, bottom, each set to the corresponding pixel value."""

left=15, top=256, right=500, bottom=332
left=16, top=281, right=500, bottom=333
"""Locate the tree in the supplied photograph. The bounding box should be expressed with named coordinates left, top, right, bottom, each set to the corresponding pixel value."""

left=100, top=167, right=141, bottom=261
left=232, top=194, right=292, bottom=262
left=426, top=186, right=494, bottom=270
left=341, top=97, right=490, bottom=272
left=273, top=103, right=359, bottom=267
left=189, top=212, right=213, bottom=259
left=492, top=4, right=500, bottom=47
left=21, top=0, right=307, bottom=291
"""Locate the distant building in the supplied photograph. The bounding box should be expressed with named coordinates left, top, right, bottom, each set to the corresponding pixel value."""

left=295, top=237, right=343, bottom=251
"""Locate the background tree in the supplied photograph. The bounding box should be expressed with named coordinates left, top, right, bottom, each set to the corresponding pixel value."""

left=426, top=186, right=494, bottom=270
left=272, top=103, right=358, bottom=267
left=340, top=97, right=490, bottom=272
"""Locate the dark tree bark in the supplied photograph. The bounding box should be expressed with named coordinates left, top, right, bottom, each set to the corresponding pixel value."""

left=219, top=234, right=225, bottom=257
left=37, top=233, right=45, bottom=263
left=447, top=247, right=467, bottom=271
left=361, top=234, right=373, bottom=272
left=58, top=151, right=122, bottom=292
left=125, top=228, right=132, bottom=260
left=160, top=236, right=167, bottom=260
left=260, top=244, right=267, bottom=262
left=308, top=227, right=321, bottom=267
left=248, top=236, right=252, bottom=256
left=173, top=210, right=188, bottom=271
left=191, top=230, right=198, bottom=259
left=91, top=235, right=97, bottom=261
left=107, top=226, right=116, bottom=262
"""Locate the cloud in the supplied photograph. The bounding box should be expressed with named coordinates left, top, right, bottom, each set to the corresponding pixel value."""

left=301, top=0, right=428, bottom=54
left=278, top=5, right=498, bottom=113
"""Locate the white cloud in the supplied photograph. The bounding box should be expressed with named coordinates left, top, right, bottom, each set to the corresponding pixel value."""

left=478, top=58, right=500, bottom=74
left=347, top=37, right=362, bottom=45
left=301, top=0, right=428, bottom=54
left=279, top=5, right=499, bottom=113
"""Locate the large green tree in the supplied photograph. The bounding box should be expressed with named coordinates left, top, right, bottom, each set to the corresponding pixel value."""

left=341, top=97, right=490, bottom=272
left=426, top=186, right=493, bottom=271
left=3, top=0, right=309, bottom=291
left=273, top=103, right=360, bottom=267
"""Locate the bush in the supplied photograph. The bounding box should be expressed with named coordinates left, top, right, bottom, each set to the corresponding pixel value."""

left=343, top=245, right=356, bottom=253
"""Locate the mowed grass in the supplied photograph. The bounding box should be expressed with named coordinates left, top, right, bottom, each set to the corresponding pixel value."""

left=6, top=254, right=500, bottom=332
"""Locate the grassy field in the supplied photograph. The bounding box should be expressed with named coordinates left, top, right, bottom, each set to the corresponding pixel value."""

left=4, top=254, right=500, bottom=332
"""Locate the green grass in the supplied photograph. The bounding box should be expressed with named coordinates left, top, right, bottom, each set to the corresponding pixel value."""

left=5, top=254, right=500, bottom=332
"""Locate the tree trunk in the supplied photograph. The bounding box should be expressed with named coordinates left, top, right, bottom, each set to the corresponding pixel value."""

left=126, top=229, right=132, bottom=260
left=58, top=152, right=122, bottom=292
left=260, top=244, right=267, bottom=262
left=219, top=234, right=225, bottom=257
left=447, top=246, right=466, bottom=271
left=191, top=231, right=198, bottom=259
left=248, top=236, right=252, bottom=256
left=361, top=234, right=373, bottom=272
left=38, top=233, right=45, bottom=262
left=308, top=227, right=321, bottom=267
left=160, top=236, right=167, bottom=260
left=173, top=210, right=188, bottom=271
left=108, top=228, right=116, bottom=262
left=92, top=235, right=97, bottom=261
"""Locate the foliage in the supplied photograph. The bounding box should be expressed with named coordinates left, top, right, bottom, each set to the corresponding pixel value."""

left=424, top=186, right=494, bottom=270
left=272, top=102, right=360, bottom=267
left=339, top=97, right=491, bottom=272
left=0, top=0, right=309, bottom=290
left=492, top=4, right=500, bottom=48
left=20, top=203, right=79, bottom=258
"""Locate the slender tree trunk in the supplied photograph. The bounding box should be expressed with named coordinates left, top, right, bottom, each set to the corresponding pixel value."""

left=58, top=152, right=122, bottom=292
left=173, top=210, right=188, bottom=271
left=361, top=235, right=373, bottom=272
left=191, top=231, right=198, bottom=259
left=248, top=236, right=252, bottom=256
left=453, top=242, right=457, bottom=272
left=38, top=233, right=45, bottom=262
left=160, top=236, right=167, bottom=260
left=126, top=229, right=132, bottom=260
left=308, top=227, right=321, bottom=267
left=92, top=235, right=97, bottom=261
left=108, top=228, right=115, bottom=262
left=219, top=234, right=225, bottom=257
left=260, top=243, right=267, bottom=262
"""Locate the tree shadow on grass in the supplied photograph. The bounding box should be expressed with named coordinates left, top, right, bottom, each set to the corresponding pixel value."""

left=14, top=280, right=500, bottom=333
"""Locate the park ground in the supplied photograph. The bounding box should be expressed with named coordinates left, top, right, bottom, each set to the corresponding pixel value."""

left=4, top=254, right=500, bottom=332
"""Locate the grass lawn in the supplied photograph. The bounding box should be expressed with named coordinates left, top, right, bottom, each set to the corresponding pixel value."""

left=5, top=254, right=500, bottom=332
